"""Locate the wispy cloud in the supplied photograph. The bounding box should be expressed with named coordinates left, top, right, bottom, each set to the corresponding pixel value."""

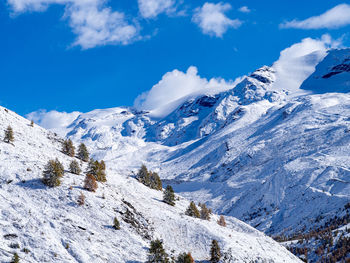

left=192, top=2, right=242, bottom=37
left=7, top=0, right=140, bottom=49
left=134, top=66, right=241, bottom=118
left=272, top=34, right=343, bottom=92
left=138, top=0, right=176, bottom=19
left=238, top=6, right=250, bottom=13
left=280, top=4, right=350, bottom=30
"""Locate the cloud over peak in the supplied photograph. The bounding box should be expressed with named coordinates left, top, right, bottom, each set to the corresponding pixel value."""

left=272, top=34, right=343, bottom=92
left=192, top=2, right=242, bottom=37
left=280, top=4, right=350, bottom=30
left=134, top=66, right=240, bottom=118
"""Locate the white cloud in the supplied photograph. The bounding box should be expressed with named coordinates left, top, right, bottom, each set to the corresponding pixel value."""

left=134, top=66, right=242, bottom=118
left=238, top=6, right=250, bottom=13
left=7, top=0, right=139, bottom=49
left=280, top=4, right=350, bottom=30
left=26, top=110, right=81, bottom=136
left=138, top=0, right=175, bottom=18
left=272, top=34, right=343, bottom=93
left=192, top=2, right=242, bottom=37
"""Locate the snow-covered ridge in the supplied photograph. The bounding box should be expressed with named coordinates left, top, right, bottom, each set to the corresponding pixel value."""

left=4, top=48, right=350, bottom=262
left=0, top=106, right=299, bottom=262
left=54, top=49, right=350, bottom=240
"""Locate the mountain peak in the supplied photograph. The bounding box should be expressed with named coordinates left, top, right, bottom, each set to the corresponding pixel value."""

left=233, top=66, right=281, bottom=104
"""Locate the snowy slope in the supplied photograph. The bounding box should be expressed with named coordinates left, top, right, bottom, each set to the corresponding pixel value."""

left=162, top=93, right=350, bottom=235
left=0, top=107, right=299, bottom=262
left=55, top=48, right=350, bottom=241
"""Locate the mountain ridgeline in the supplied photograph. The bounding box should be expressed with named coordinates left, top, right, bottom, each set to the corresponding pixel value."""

left=2, top=48, right=350, bottom=262
left=61, top=48, right=350, bottom=262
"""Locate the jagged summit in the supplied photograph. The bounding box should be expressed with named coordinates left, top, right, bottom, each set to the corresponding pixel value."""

left=250, top=66, right=276, bottom=84
left=233, top=66, right=282, bottom=104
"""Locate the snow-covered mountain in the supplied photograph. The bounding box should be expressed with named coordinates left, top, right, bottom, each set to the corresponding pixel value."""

left=57, top=50, right=350, bottom=241
left=0, top=107, right=299, bottom=262
left=3, top=48, right=350, bottom=262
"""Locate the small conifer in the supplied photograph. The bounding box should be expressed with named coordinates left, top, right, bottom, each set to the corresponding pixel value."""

left=87, top=159, right=106, bottom=182
left=42, top=159, right=64, bottom=187
left=113, top=217, right=120, bottom=230
left=210, top=240, right=221, bottom=263
left=69, top=160, right=81, bottom=175
left=62, top=139, right=75, bottom=157
left=137, top=164, right=151, bottom=185
left=137, top=165, right=162, bottom=190
left=84, top=174, right=98, bottom=192
left=217, top=215, right=226, bottom=227
left=77, top=143, right=89, bottom=162
left=147, top=239, right=169, bottom=263
left=163, top=185, right=175, bottom=206
left=150, top=172, right=162, bottom=190
left=11, top=253, right=20, bottom=263
left=4, top=126, right=14, bottom=143
left=176, top=252, right=194, bottom=263
left=185, top=201, right=200, bottom=218
left=199, top=203, right=212, bottom=220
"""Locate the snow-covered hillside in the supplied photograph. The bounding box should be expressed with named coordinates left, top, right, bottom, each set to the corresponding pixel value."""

left=5, top=48, right=350, bottom=262
left=61, top=49, right=350, bottom=239
left=0, top=107, right=299, bottom=262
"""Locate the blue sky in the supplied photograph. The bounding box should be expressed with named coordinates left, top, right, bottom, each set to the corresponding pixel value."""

left=1, top=0, right=350, bottom=116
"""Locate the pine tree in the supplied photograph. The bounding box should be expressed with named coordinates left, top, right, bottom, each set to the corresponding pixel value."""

left=62, top=139, right=75, bottom=157
left=185, top=201, right=200, bottom=218
left=210, top=240, right=221, bottom=263
left=163, top=185, right=175, bottom=206
left=147, top=239, right=169, bottom=263
left=4, top=126, right=14, bottom=143
left=217, top=215, right=226, bottom=227
left=11, top=253, right=19, bottom=263
left=87, top=159, right=106, bottom=182
left=150, top=172, right=162, bottom=190
left=69, top=160, right=81, bottom=175
left=199, top=203, right=212, bottom=220
left=87, top=158, right=95, bottom=173
left=84, top=174, right=98, bottom=192
left=113, top=217, right=120, bottom=230
left=42, top=159, right=64, bottom=187
left=95, top=160, right=106, bottom=182
left=176, top=252, right=194, bottom=263
left=137, top=165, right=162, bottom=190
left=137, top=164, right=151, bottom=186
left=100, top=160, right=106, bottom=170
left=77, top=143, right=89, bottom=162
